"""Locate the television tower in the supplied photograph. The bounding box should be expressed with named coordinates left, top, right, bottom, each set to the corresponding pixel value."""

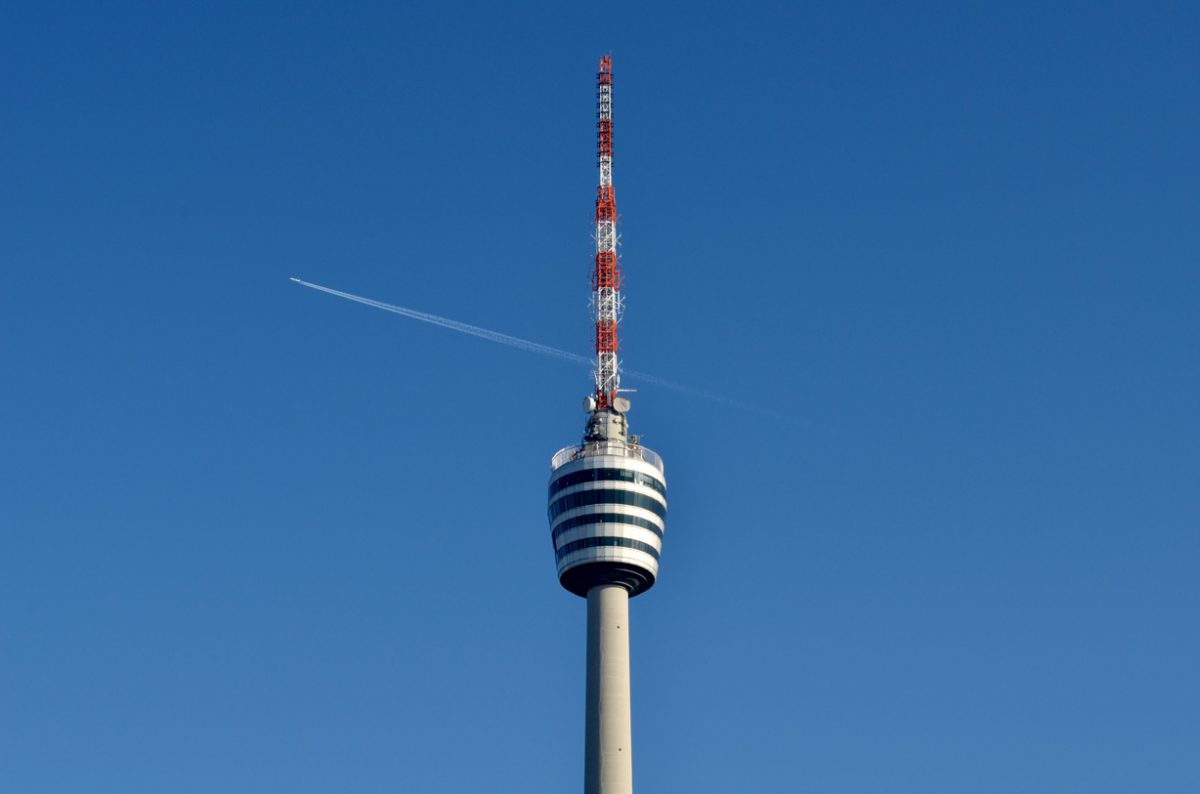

left=548, top=55, right=667, bottom=794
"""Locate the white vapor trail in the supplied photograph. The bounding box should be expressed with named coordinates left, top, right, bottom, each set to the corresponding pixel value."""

left=291, top=277, right=589, bottom=366
left=290, top=277, right=773, bottom=414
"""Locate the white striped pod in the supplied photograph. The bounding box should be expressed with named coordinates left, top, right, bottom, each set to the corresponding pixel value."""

left=548, top=445, right=667, bottom=597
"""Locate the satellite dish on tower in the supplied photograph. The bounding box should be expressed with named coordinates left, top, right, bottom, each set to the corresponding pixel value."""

left=613, top=396, right=631, bottom=413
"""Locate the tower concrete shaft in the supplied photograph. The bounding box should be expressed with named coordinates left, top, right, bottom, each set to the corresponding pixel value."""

left=585, top=584, right=633, bottom=794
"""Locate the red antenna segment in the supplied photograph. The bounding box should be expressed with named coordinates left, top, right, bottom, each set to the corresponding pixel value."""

left=592, top=55, right=622, bottom=410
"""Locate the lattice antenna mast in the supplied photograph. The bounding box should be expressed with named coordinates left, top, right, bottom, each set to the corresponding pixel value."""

left=592, top=54, right=622, bottom=411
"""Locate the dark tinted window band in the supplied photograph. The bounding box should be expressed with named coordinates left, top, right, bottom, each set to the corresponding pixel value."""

left=549, top=467, right=666, bottom=498
left=552, top=513, right=663, bottom=543
left=555, top=536, right=660, bottom=561
left=548, top=489, right=667, bottom=521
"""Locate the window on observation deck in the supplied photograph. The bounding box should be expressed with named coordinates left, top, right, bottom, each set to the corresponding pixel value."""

left=548, top=489, right=667, bottom=522
left=555, top=536, right=660, bottom=561
left=551, top=513, right=663, bottom=543
left=548, top=467, right=666, bottom=498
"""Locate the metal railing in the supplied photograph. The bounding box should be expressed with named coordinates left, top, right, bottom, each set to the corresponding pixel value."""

left=551, top=442, right=664, bottom=473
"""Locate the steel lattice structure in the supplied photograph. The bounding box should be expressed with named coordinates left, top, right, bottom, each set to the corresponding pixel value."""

left=592, top=55, right=622, bottom=411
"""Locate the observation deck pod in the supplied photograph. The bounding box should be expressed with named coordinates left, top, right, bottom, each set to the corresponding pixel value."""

left=548, top=440, right=667, bottom=598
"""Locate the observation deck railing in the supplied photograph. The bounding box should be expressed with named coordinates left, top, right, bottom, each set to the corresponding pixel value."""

left=551, top=441, right=664, bottom=473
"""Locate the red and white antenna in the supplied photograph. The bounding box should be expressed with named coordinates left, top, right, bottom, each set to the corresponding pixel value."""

left=592, top=54, right=622, bottom=411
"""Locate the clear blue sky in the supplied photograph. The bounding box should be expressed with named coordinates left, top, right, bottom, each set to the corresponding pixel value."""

left=3, top=2, right=1197, bottom=791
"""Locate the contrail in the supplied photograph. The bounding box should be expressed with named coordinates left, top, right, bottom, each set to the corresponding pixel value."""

left=291, top=277, right=589, bottom=365
left=290, top=277, right=780, bottom=417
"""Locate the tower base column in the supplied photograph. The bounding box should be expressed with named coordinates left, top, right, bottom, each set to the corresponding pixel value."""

left=585, top=584, right=633, bottom=794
